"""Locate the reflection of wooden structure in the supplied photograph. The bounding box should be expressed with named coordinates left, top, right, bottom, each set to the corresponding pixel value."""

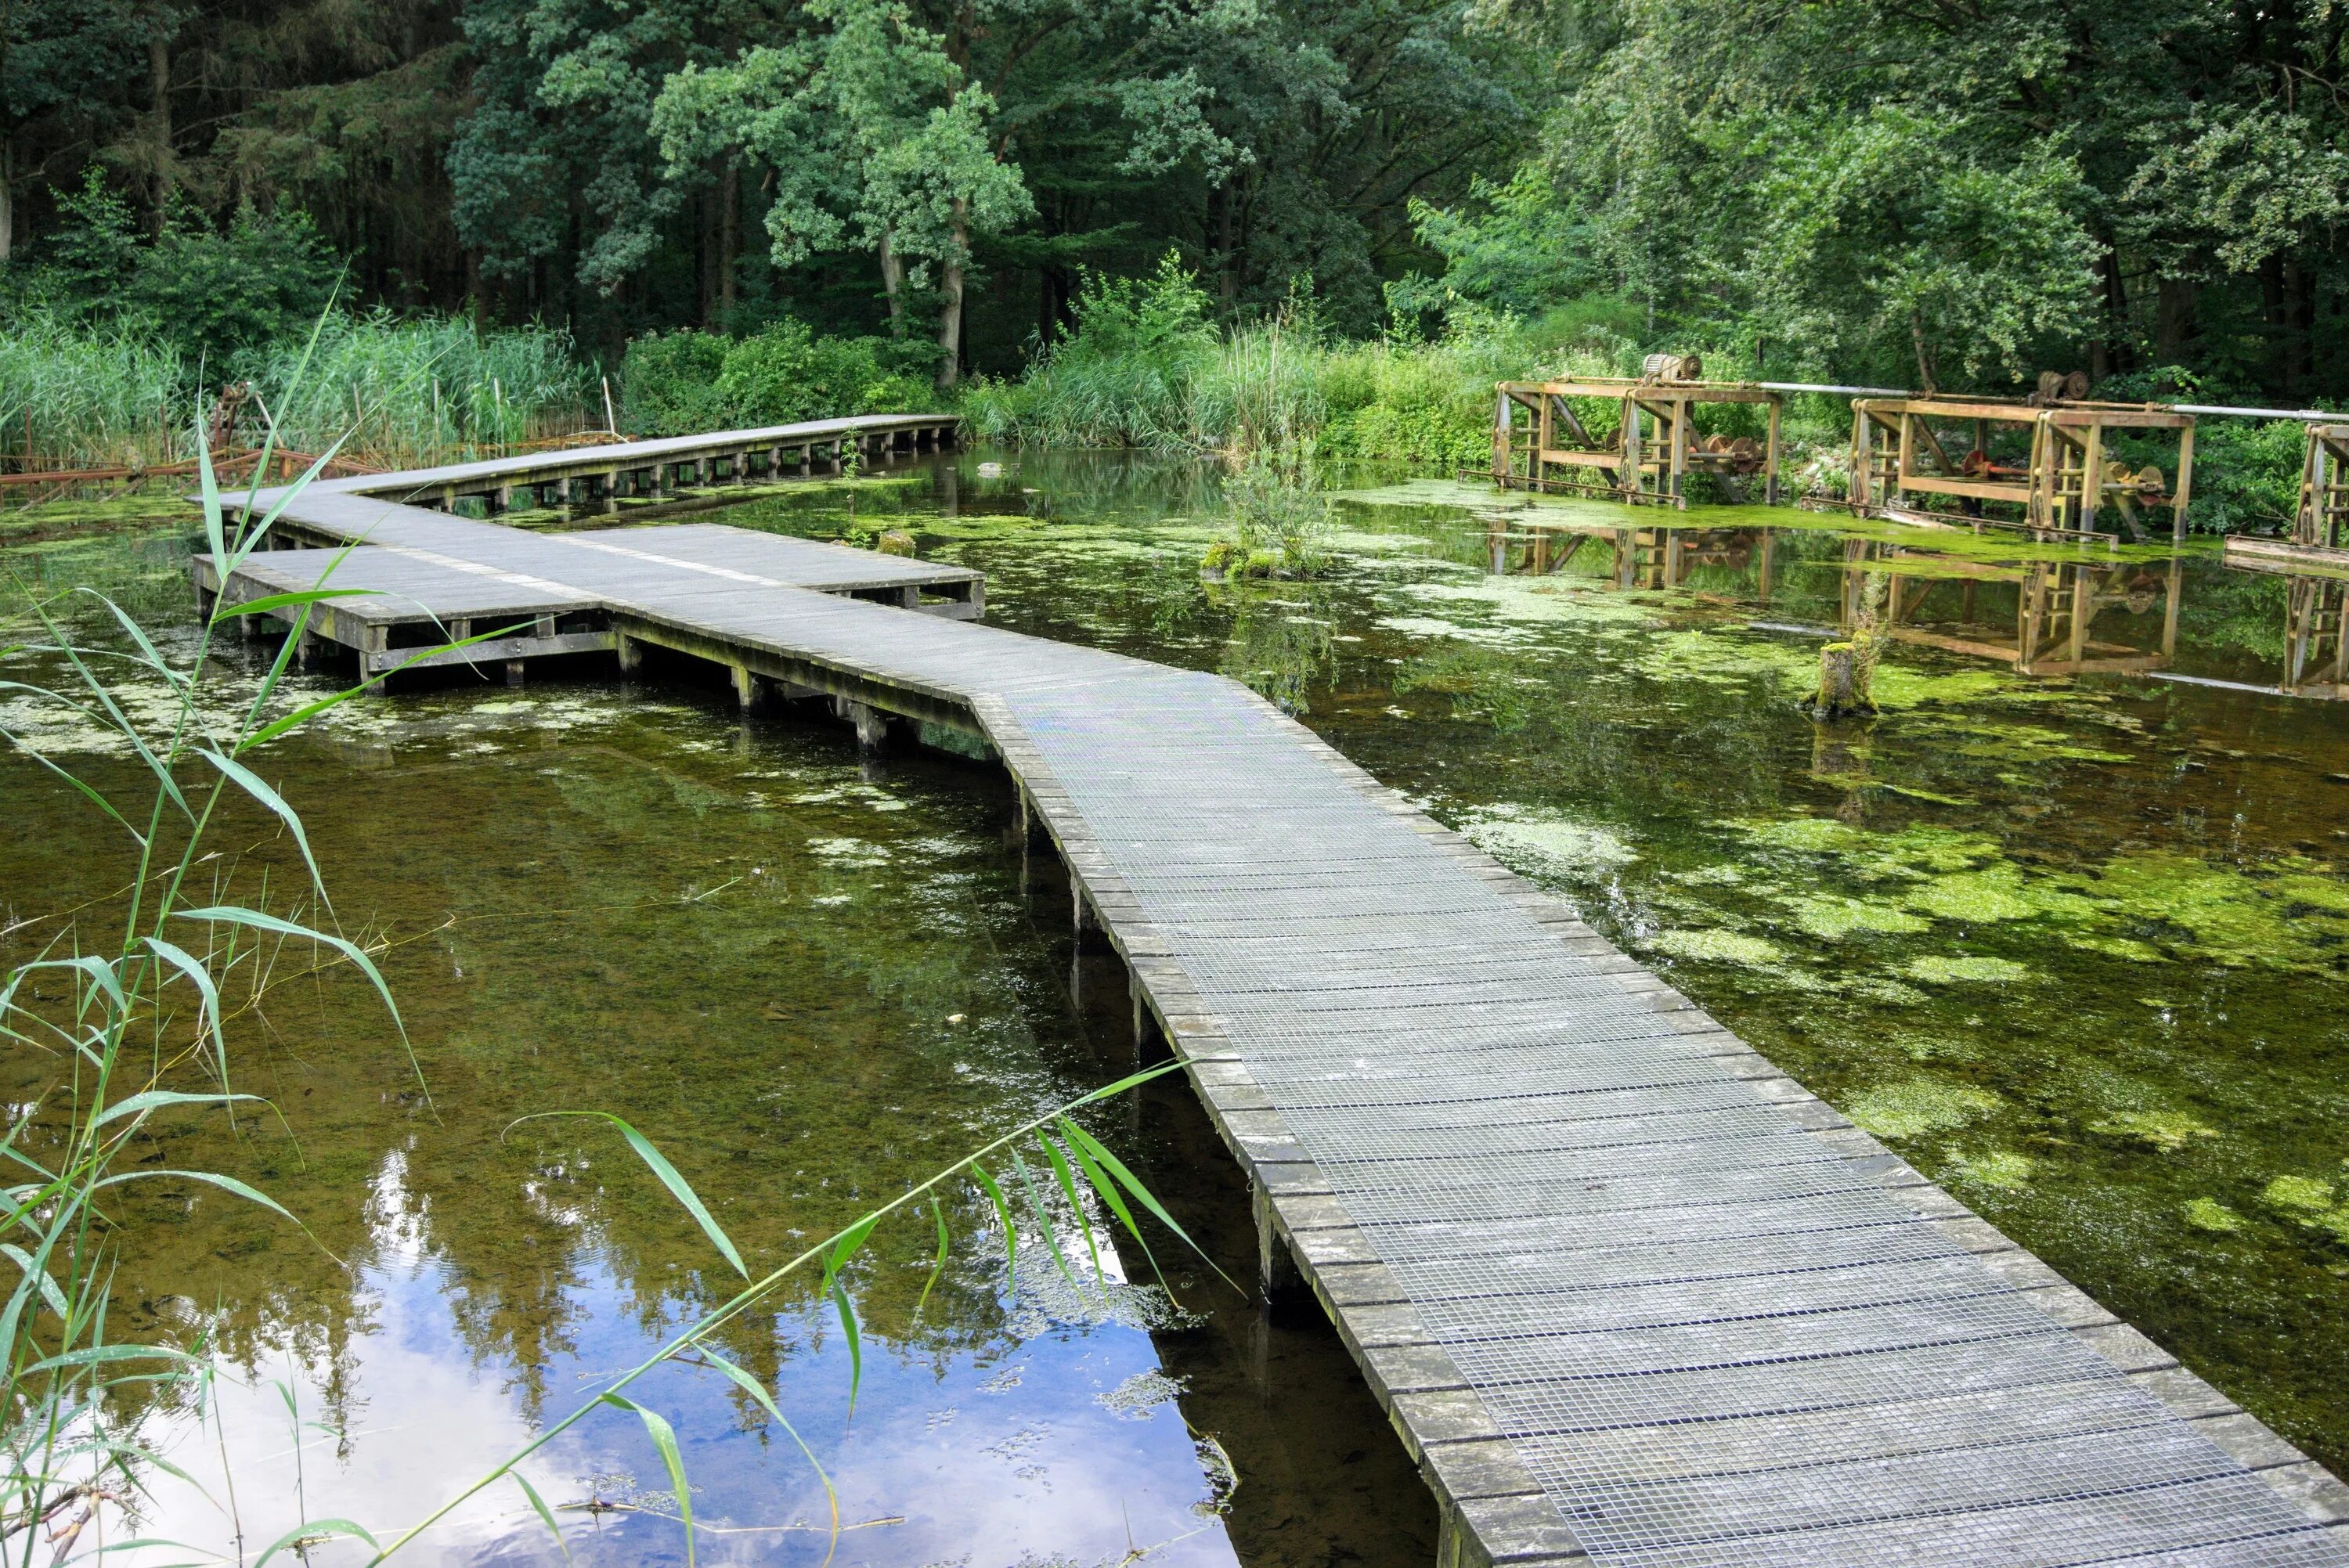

left=1490, top=377, right=1784, bottom=509
left=1485, top=517, right=1780, bottom=596
left=2223, top=424, right=2349, bottom=571
left=1838, top=540, right=2181, bottom=676
left=1849, top=398, right=2195, bottom=540
left=2213, top=542, right=2349, bottom=698
left=2281, top=575, right=2349, bottom=697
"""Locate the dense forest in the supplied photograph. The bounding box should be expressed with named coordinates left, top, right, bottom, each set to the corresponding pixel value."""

left=3, top=0, right=2348, bottom=416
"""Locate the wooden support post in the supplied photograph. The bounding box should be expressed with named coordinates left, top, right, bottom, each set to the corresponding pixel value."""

left=1765, top=397, right=1783, bottom=505
left=1252, top=1183, right=1310, bottom=1317
left=1071, top=884, right=1110, bottom=951
left=1131, top=972, right=1171, bottom=1065
left=615, top=631, right=643, bottom=674
left=2172, top=423, right=2196, bottom=542
left=835, top=696, right=890, bottom=751
left=1492, top=388, right=1511, bottom=481
left=1621, top=398, right=1642, bottom=504
left=503, top=659, right=525, bottom=686
left=731, top=663, right=763, bottom=713
left=1850, top=408, right=1872, bottom=511
left=1669, top=400, right=1688, bottom=510
left=2079, top=421, right=2105, bottom=535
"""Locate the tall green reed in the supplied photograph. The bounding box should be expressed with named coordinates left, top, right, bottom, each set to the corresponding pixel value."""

left=0, top=309, right=595, bottom=473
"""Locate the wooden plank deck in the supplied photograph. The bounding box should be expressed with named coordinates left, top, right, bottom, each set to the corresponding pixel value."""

left=200, top=421, right=2349, bottom=1567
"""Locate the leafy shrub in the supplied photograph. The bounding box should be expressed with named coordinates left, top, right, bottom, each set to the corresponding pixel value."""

left=623, top=323, right=933, bottom=436
left=716, top=321, right=930, bottom=425
left=620, top=330, right=731, bottom=435
left=2186, top=417, right=2305, bottom=535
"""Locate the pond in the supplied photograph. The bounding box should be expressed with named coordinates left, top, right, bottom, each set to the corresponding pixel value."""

left=2, top=449, right=2347, bottom=1563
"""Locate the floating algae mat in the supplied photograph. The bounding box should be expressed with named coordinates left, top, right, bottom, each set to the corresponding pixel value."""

left=10, top=447, right=2349, bottom=1561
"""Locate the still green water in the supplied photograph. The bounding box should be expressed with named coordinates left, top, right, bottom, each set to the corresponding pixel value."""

left=2, top=449, right=2346, bottom=1563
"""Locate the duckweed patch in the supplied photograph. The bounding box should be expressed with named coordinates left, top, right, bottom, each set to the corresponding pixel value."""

left=1650, top=928, right=1786, bottom=967
left=2185, top=1199, right=2247, bottom=1233
left=2090, top=1111, right=2218, bottom=1152
left=1467, top=810, right=1638, bottom=879
left=1954, top=1149, right=2035, bottom=1189
left=1903, top=954, right=2032, bottom=985
left=1774, top=893, right=1932, bottom=941
left=1843, top=1079, right=2003, bottom=1139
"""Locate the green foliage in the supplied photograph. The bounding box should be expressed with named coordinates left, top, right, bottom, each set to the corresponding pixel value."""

left=2188, top=418, right=2307, bottom=536
left=1207, top=454, right=1331, bottom=577
left=622, top=323, right=934, bottom=435
left=18, top=172, right=344, bottom=369
left=965, top=254, right=1628, bottom=463
left=619, top=330, right=733, bottom=437
left=1391, top=165, right=1607, bottom=323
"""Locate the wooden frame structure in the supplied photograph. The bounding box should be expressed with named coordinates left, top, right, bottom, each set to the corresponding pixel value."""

left=2223, top=424, right=2349, bottom=571
left=1489, top=378, right=1784, bottom=509
left=1482, top=517, right=1781, bottom=593
left=1848, top=397, right=2195, bottom=540
left=1838, top=539, right=2181, bottom=677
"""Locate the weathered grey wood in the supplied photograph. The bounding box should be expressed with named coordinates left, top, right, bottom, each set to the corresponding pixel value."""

left=187, top=420, right=2349, bottom=1568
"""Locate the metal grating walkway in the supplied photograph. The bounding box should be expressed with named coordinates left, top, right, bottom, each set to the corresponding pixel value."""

left=211, top=429, right=2349, bottom=1567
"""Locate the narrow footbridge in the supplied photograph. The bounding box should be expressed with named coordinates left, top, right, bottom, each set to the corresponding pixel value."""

left=200, top=419, right=2349, bottom=1568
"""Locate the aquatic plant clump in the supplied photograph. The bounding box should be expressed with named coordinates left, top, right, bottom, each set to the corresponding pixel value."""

left=1201, top=456, right=1333, bottom=580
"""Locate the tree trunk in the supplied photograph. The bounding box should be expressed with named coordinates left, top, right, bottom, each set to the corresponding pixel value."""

left=1909, top=308, right=1936, bottom=394
left=719, top=161, right=739, bottom=323
left=149, top=31, right=173, bottom=232
left=2090, top=247, right=2126, bottom=383
left=2155, top=277, right=2196, bottom=366
left=697, top=184, right=716, bottom=330
left=0, top=137, right=13, bottom=262
left=935, top=197, right=967, bottom=394
left=879, top=227, right=903, bottom=330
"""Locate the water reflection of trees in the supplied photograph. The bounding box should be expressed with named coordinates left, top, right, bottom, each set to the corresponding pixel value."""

left=0, top=708, right=1109, bottom=1454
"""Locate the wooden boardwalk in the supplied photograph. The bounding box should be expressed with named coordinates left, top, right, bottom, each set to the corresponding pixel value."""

left=201, top=420, right=2349, bottom=1567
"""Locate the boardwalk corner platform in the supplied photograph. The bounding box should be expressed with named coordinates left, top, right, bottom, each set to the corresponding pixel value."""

left=198, top=418, right=2349, bottom=1567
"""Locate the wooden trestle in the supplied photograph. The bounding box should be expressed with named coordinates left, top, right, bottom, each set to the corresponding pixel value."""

left=1849, top=397, right=2196, bottom=540
left=1489, top=377, right=1784, bottom=509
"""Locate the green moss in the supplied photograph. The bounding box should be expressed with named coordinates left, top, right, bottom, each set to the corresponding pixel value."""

left=2263, top=1176, right=2338, bottom=1215
left=1903, top=863, right=2105, bottom=925
left=1954, top=1148, right=2034, bottom=1189
left=2183, top=1198, right=2246, bottom=1233
left=1843, top=1078, right=2001, bottom=1139
left=1903, top=953, right=2030, bottom=985
left=2089, top=1111, right=2217, bottom=1152
left=1651, top=928, right=1785, bottom=966
left=1777, top=893, right=1932, bottom=941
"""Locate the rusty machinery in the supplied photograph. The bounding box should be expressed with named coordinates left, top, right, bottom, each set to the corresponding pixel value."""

left=1848, top=378, right=2196, bottom=541
left=1489, top=355, right=1784, bottom=510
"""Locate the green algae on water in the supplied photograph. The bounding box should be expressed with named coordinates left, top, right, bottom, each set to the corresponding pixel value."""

left=1843, top=1078, right=2002, bottom=1139
left=1903, top=953, right=2032, bottom=985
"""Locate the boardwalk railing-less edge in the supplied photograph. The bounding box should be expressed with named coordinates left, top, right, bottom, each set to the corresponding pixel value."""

left=199, top=419, right=2349, bottom=1568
